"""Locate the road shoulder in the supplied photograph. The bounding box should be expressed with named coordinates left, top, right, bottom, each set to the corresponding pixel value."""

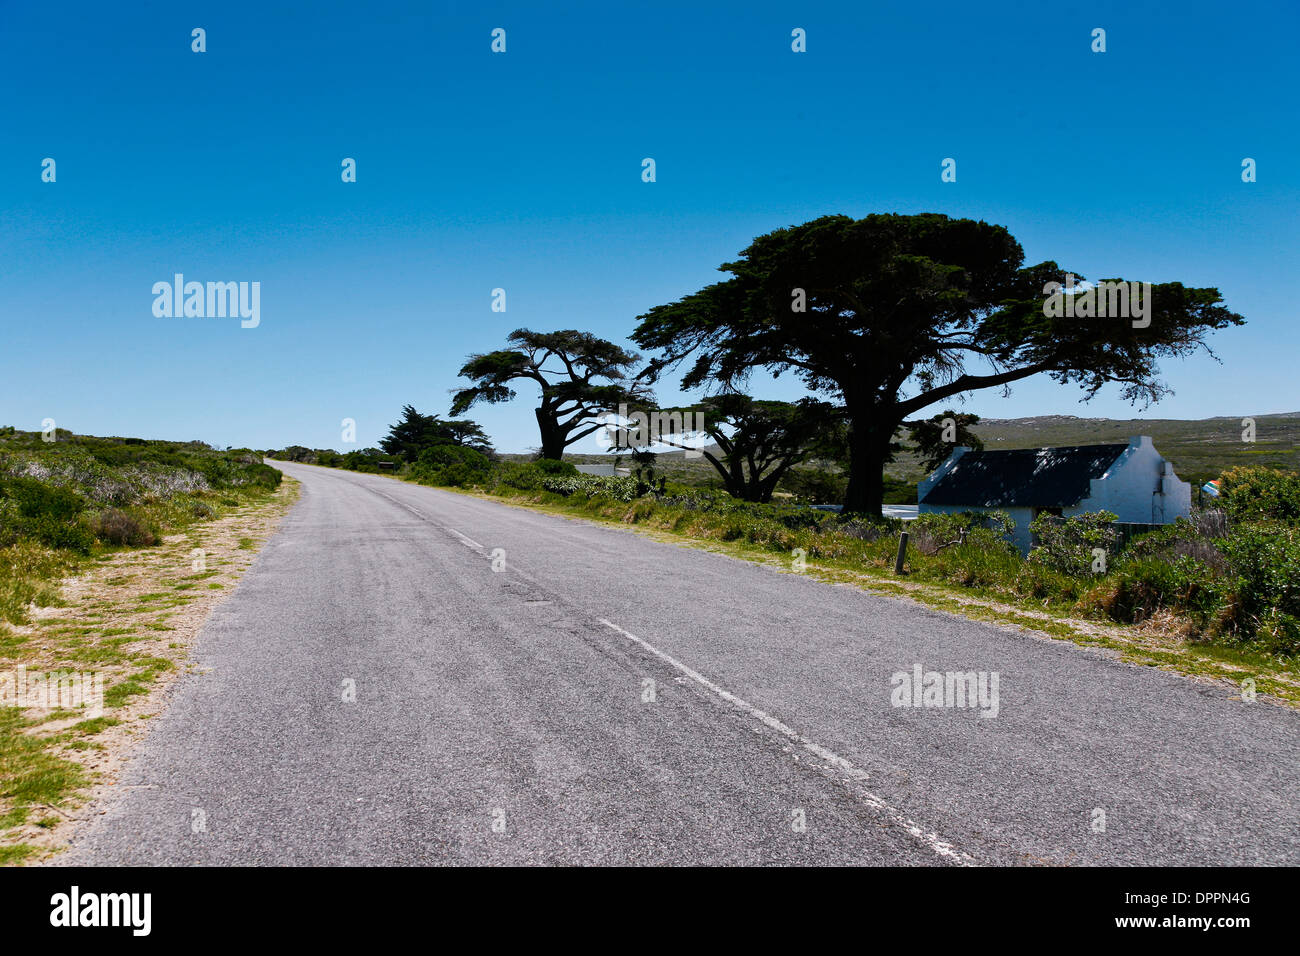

left=0, top=478, right=299, bottom=864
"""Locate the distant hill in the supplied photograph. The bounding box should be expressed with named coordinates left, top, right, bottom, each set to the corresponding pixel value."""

left=528, top=412, right=1299, bottom=491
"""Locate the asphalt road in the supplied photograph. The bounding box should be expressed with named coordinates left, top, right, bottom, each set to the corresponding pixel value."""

left=62, top=461, right=1300, bottom=865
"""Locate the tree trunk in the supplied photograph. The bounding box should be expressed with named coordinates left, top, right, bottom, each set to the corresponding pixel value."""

left=536, top=408, right=565, bottom=460
left=841, top=413, right=895, bottom=516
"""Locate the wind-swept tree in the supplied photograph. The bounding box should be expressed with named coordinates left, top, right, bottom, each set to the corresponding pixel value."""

left=452, top=329, right=651, bottom=460
left=609, top=394, right=843, bottom=503
left=380, top=405, right=494, bottom=462
left=632, top=213, right=1244, bottom=514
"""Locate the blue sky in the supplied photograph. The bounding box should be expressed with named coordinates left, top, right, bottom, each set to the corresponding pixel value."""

left=2, top=0, right=1296, bottom=453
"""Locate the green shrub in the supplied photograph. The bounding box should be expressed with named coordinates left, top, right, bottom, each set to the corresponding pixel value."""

left=541, top=475, right=641, bottom=501
left=911, top=510, right=1014, bottom=555
left=494, top=462, right=549, bottom=491
left=410, top=444, right=493, bottom=487
left=416, top=444, right=492, bottom=473
left=242, top=462, right=283, bottom=489
left=1028, top=511, right=1118, bottom=575
left=0, top=477, right=94, bottom=553
left=340, top=450, right=402, bottom=472
left=768, top=506, right=834, bottom=532
left=1219, top=524, right=1300, bottom=650
left=422, top=463, right=477, bottom=487
left=21, top=514, right=96, bottom=553
left=1120, top=513, right=1228, bottom=572
left=1253, top=611, right=1300, bottom=657
left=931, top=539, right=1022, bottom=589
left=530, top=458, right=579, bottom=476
left=1099, top=556, right=1223, bottom=626
left=1218, top=466, right=1300, bottom=524
left=0, top=476, right=86, bottom=522
left=834, top=516, right=899, bottom=542
left=1005, top=560, right=1064, bottom=600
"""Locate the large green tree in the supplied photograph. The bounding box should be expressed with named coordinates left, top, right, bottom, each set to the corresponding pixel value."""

left=632, top=214, right=1244, bottom=514
left=452, top=329, right=651, bottom=460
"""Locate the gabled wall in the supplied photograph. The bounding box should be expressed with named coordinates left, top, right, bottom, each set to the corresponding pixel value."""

left=1065, top=436, right=1192, bottom=525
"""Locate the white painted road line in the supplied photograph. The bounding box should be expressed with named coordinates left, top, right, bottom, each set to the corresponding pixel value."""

left=598, top=617, right=976, bottom=866
left=382, top=474, right=974, bottom=863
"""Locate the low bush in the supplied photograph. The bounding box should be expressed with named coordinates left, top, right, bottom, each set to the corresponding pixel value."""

left=930, top=539, right=1022, bottom=590
left=541, top=474, right=641, bottom=501
left=1219, top=524, right=1300, bottom=653
left=0, top=476, right=95, bottom=553
left=1092, top=556, right=1224, bottom=627
left=422, top=463, right=478, bottom=487
left=1028, top=511, right=1118, bottom=575
left=411, top=444, right=493, bottom=486
left=0, top=475, right=85, bottom=522
left=338, top=450, right=403, bottom=473
left=910, top=510, right=1014, bottom=556
left=530, top=458, right=580, bottom=476
left=834, top=517, right=899, bottom=542
left=1121, top=514, right=1229, bottom=573
left=17, top=514, right=96, bottom=554
left=92, top=508, right=159, bottom=547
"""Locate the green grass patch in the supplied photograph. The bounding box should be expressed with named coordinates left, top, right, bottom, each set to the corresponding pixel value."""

left=0, top=844, right=37, bottom=865
left=0, top=708, right=87, bottom=808
left=71, top=717, right=120, bottom=736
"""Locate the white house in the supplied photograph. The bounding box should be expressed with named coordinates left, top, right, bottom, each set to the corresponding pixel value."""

left=917, top=436, right=1192, bottom=554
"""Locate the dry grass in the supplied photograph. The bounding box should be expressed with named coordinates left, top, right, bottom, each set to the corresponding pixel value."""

left=0, top=477, right=298, bottom=862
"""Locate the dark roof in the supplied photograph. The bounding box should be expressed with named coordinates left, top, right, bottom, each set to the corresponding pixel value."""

left=920, top=444, right=1128, bottom=508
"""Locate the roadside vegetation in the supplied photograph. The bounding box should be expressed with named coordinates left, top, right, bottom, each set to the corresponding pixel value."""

left=0, top=425, right=284, bottom=861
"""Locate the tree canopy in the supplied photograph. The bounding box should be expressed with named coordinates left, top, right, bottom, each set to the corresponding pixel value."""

left=900, top=410, right=984, bottom=472
left=379, top=405, right=494, bottom=463
left=632, top=213, right=1244, bottom=513
left=452, top=329, right=651, bottom=460
left=609, top=394, right=844, bottom=502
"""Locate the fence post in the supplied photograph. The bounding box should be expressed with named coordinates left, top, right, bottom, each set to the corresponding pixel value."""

left=894, top=531, right=909, bottom=574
